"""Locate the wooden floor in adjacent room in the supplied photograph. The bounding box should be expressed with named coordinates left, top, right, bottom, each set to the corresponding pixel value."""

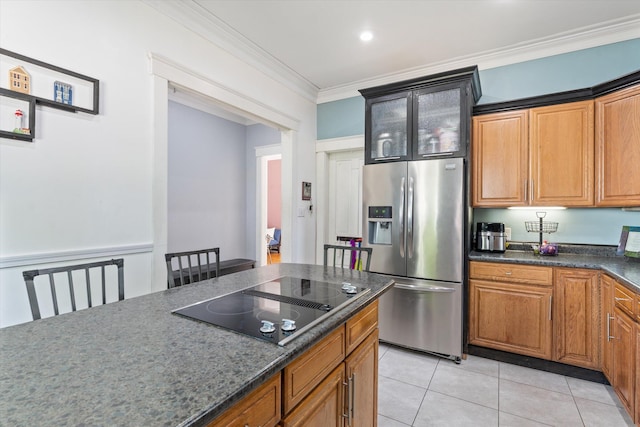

left=267, top=252, right=281, bottom=264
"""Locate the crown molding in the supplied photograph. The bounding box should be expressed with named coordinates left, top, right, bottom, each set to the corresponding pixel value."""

left=142, top=0, right=639, bottom=106
left=317, top=15, right=640, bottom=103
left=142, top=0, right=319, bottom=103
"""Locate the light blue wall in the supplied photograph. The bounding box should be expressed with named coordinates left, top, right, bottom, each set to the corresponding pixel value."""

left=316, top=39, right=640, bottom=139
left=474, top=209, right=639, bottom=246
left=478, top=38, right=640, bottom=104
left=316, top=39, right=640, bottom=246
left=317, top=96, right=365, bottom=139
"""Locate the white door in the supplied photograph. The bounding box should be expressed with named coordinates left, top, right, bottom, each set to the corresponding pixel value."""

left=327, top=150, right=364, bottom=244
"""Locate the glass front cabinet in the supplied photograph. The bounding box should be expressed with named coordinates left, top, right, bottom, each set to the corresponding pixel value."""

left=360, top=66, right=481, bottom=164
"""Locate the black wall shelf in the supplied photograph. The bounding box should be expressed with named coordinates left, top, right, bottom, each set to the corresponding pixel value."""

left=0, top=88, right=36, bottom=141
left=0, top=48, right=100, bottom=142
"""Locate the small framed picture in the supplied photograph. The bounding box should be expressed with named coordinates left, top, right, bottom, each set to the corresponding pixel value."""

left=53, top=81, right=73, bottom=105
left=302, top=182, right=312, bottom=200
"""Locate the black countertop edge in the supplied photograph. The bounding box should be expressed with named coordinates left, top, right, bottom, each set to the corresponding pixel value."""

left=469, top=250, right=640, bottom=292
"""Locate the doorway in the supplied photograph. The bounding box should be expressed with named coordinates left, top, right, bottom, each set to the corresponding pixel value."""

left=315, top=136, right=365, bottom=264
left=150, top=55, right=298, bottom=290
left=256, top=146, right=282, bottom=266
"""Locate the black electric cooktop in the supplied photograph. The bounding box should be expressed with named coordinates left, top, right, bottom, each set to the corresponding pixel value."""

left=172, top=276, right=370, bottom=346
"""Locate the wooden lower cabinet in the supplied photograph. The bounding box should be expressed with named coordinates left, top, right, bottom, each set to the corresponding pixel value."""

left=601, top=274, right=615, bottom=379
left=282, top=364, right=345, bottom=427
left=283, top=326, right=346, bottom=413
left=553, top=268, right=600, bottom=369
left=208, top=373, right=281, bottom=427
left=469, top=278, right=552, bottom=359
left=636, top=323, right=640, bottom=426
left=346, top=328, right=378, bottom=427
left=213, top=300, right=379, bottom=427
left=612, top=306, right=636, bottom=420
left=284, top=329, right=379, bottom=427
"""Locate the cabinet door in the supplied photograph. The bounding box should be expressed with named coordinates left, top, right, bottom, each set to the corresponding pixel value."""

left=469, top=279, right=552, bottom=359
left=601, top=274, right=615, bottom=380
left=612, top=307, right=636, bottom=418
left=282, top=364, right=345, bottom=427
left=529, top=100, right=594, bottom=206
left=471, top=110, right=528, bottom=207
left=209, top=373, right=281, bottom=427
left=636, top=322, right=640, bottom=425
left=345, top=329, right=378, bottom=427
left=553, top=268, right=600, bottom=369
left=595, top=84, right=640, bottom=206
left=365, top=92, right=411, bottom=163
left=414, top=82, right=467, bottom=159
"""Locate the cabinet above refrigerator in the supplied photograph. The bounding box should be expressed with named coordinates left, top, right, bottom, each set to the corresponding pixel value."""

left=359, top=66, right=481, bottom=164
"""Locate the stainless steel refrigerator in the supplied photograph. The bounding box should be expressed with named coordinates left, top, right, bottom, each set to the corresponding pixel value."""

left=362, top=157, right=464, bottom=362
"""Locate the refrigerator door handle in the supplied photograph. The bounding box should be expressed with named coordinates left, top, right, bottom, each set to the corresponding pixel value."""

left=399, top=176, right=405, bottom=258
left=394, top=283, right=456, bottom=293
left=407, top=176, right=414, bottom=259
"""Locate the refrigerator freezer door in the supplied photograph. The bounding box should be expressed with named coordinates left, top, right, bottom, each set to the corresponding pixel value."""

left=379, top=276, right=463, bottom=359
left=407, top=158, right=464, bottom=282
left=362, top=162, right=407, bottom=276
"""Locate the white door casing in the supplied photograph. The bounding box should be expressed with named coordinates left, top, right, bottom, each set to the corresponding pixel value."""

left=315, top=136, right=364, bottom=265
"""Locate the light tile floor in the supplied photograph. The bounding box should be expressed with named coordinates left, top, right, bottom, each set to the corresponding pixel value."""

left=378, top=343, right=635, bottom=427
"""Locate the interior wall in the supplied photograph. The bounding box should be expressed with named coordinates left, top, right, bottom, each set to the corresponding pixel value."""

left=0, top=0, right=316, bottom=327
left=167, top=101, right=247, bottom=259
left=267, top=159, right=282, bottom=229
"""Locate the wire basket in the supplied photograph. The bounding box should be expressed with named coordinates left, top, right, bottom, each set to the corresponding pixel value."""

left=525, top=221, right=558, bottom=233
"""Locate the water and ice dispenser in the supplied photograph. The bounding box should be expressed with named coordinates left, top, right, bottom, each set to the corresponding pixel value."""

left=367, top=206, right=392, bottom=245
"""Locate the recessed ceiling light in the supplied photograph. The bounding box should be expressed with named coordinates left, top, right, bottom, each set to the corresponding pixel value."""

left=359, top=31, right=373, bottom=42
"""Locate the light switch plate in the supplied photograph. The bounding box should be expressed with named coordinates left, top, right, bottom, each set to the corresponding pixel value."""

left=505, top=227, right=512, bottom=241
left=297, top=207, right=305, bottom=217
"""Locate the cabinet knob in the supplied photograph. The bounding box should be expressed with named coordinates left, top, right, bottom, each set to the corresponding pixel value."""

left=505, top=271, right=512, bottom=275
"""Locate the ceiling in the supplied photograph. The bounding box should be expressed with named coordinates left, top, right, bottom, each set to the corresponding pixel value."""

left=147, top=0, right=640, bottom=102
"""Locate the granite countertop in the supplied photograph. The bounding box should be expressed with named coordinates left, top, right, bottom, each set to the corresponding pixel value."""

left=0, top=264, right=394, bottom=427
left=469, top=247, right=640, bottom=292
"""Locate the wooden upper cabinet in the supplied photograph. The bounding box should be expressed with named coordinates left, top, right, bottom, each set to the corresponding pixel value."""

left=530, top=100, right=595, bottom=206
left=595, top=84, right=640, bottom=206
left=472, top=100, right=595, bottom=207
left=472, top=110, right=529, bottom=207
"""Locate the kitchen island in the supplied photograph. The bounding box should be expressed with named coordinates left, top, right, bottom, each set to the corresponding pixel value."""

left=0, top=263, right=393, bottom=427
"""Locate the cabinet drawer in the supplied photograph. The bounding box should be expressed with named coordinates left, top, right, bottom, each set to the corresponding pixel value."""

left=614, top=283, right=636, bottom=319
left=346, top=300, right=378, bottom=355
left=209, top=373, right=281, bottom=427
left=283, top=325, right=346, bottom=414
left=470, top=261, right=552, bottom=286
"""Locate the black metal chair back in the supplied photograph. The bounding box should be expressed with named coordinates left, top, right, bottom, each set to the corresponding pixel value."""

left=23, top=258, right=125, bottom=320
left=165, top=247, right=220, bottom=288
left=323, top=244, right=372, bottom=272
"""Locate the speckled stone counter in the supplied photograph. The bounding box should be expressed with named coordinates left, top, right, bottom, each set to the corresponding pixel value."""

left=469, top=249, right=640, bottom=292
left=0, top=264, right=394, bottom=427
